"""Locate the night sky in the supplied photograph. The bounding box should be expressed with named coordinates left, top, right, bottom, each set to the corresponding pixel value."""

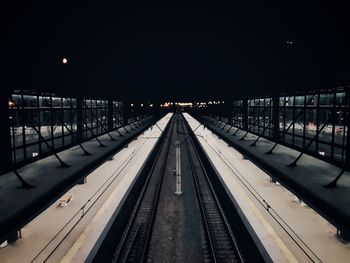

left=2, top=1, right=350, bottom=101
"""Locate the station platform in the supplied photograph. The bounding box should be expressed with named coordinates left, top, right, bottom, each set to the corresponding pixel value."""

left=185, top=113, right=350, bottom=262
left=195, top=115, right=350, bottom=237
left=0, top=116, right=156, bottom=243
left=0, top=114, right=172, bottom=262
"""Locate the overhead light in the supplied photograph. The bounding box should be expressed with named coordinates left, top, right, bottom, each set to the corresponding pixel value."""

left=8, top=100, right=15, bottom=108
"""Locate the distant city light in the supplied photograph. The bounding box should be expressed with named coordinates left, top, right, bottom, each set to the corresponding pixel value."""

left=130, top=103, right=134, bottom=107
left=160, top=102, right=173, bottom=108
left=286, top=40, right=294, bottom=45
left=159, top=102, right=207, bottom=108
left=62, top=58, right=68, bottom=64
left=176, top=102, right=192, bottom=107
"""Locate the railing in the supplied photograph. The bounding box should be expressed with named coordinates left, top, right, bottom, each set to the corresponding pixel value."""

left=8, top=93, right=126, bottom=168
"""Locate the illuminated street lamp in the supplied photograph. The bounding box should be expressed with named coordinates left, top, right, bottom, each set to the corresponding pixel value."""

left=8, top=100, right=15, bottom=108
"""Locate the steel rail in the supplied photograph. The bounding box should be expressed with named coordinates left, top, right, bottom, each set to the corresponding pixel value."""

left=181, top=116, right=244, bottom=263
left=112, top=117, right=174, bottom=263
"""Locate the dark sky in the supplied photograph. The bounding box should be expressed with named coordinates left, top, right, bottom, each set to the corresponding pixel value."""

left=2, top=1, right=350, bottom=101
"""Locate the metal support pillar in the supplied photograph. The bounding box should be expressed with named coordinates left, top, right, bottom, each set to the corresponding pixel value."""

left=13, top=169, right=36, bottom=189
left=123, top=126, right=130, bottom=134
left=265, top=95, right=315, bottom=154
left=57, top=114, right=91, bottom=156
left=55, top=98, right=91, bottom=155
left=215, top=119, right=221, bottom=127
left=78, top=177, right=87, bottom=184
left=84, top=122, right=106, bottom=147
left=288, top=93, right=347, bottom=168
left=226, top=125, right=234, bottom=133
left=232, top=127, right=240, bottom=136
left=225, top=100, right=235, bottom=133
left=124, top=101, right=132, bottom=127
left=107, top=99, right=114, bottom=132
left=250, top=95, right=281, bottom=147
left=85, top=101, right=115, bottom=141
left=0, top=93, right=13, bottom=175
left=28, top=122, right=70, bottom=168
left=345, top=90, right=350, bottom=172
left=7, top=231, right=19, bottom=243
left=242, top=99, right=248, bottom=131
left=98, top=101, right=124, bottom=137
left=76, top=97, right=83, bottom=144
left=337, top=228, right=350, bottom=242
left=240, top=100, right=272, bottom=141
left=272, top=94, right=280, bottom=143
left=227, top=100, right=233, bottom=126
left=324, top=90, right=350, bottom=187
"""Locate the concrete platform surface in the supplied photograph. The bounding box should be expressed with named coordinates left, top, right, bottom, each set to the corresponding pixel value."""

left=186, top=113, right=350, bottom=262
left=0, top=114, right=172, bottom=263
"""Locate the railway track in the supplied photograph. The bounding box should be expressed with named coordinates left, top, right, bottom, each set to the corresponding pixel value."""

left=180, top=116, right=244, bottom=263
left=111, top=116, right=174, bottom=263
left=102, top=114, right=262, bottom=262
